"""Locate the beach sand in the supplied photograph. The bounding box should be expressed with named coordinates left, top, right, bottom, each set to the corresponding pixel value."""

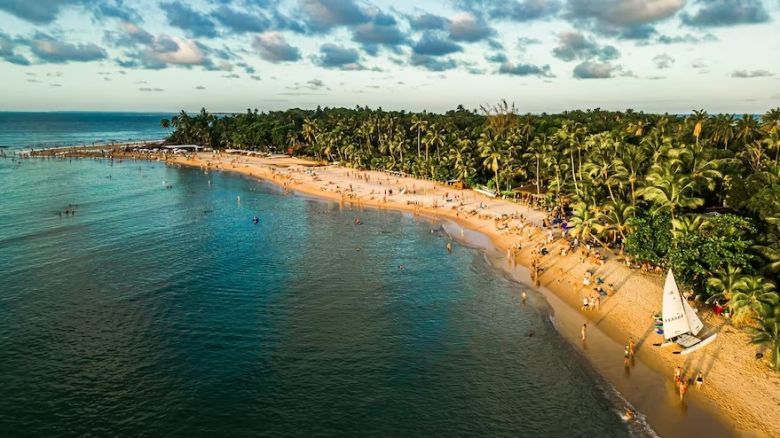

left=97, top=150, right=780, bottom=436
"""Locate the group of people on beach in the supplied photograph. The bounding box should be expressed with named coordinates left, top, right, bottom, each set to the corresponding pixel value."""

left=673, top=366, right=704, bottom=402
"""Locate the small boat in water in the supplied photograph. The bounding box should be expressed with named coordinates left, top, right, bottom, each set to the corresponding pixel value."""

left=660, top=269, right=717, bottom=355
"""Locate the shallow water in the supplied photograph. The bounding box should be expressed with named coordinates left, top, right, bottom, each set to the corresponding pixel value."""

left=0, top=158, right=633, bottom=436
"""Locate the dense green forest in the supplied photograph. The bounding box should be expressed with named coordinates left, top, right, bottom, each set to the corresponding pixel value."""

left=162, top=104, right=780, bottom=369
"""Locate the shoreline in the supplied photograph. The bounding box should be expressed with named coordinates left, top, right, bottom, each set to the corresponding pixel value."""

left=22, top=149, right=780, bottom=437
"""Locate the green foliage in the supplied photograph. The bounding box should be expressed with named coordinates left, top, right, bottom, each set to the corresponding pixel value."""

left=624, top=210, right=672, bottom=266
left=668, top=214, right=757, bottom=293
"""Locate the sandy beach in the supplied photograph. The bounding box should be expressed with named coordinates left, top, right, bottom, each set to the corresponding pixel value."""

left=40, top=148, right=779, bottom=437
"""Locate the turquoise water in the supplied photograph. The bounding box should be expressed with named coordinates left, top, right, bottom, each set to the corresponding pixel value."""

left=0, top=112, right=171, bottom=150
left=0, top=157, right=633, bottom=436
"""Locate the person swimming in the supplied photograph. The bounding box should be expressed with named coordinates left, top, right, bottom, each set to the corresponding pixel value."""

left=252, top=215, right=259, bottom=224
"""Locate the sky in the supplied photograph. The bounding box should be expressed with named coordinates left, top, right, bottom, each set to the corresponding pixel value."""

left=0, top=0, right=779, bottom=114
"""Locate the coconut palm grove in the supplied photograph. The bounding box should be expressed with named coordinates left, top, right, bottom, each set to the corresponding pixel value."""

left=162, top=104, right=780, bottom=369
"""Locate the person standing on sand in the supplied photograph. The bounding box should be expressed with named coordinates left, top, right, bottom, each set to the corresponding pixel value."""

left=696, top=372, right=703, bottom=389
left=679, top=381, right=688, bottom=402
left=581, top=323, right=587, bottom=342
left=624, top=346, right=631, bottom=367
left=521, top=290, right=527, bottom=304
left=628, top=337, right=636, bottom=359
left=674, top=366, right=682, bottom=385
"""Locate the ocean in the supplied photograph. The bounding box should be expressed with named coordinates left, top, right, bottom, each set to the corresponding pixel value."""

left=0, top=112, right=172, bottom=150
left=0, top=113, right=633, bottom=436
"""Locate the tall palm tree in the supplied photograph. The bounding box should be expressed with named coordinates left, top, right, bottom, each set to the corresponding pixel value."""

left=410, top=115, right=427, bottom=160
left=729, top=276, right=778, bottom=324
left=639, top=160, right=704, bottom=221
left=595, top=200, right=634, bottom=251
left=736, top=114, right=760, bottom=148
left=479, top=131, right=505, bottom=192
left=569, top=202, right=607, bottom=247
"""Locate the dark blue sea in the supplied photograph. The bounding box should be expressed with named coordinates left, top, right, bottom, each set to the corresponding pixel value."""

left=0, top=112, right=172, bottom=150
left=0, top=114, right=635, bottom=436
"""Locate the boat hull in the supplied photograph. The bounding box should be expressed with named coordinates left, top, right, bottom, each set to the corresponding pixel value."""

left=676, top=334, right=718, bottom=355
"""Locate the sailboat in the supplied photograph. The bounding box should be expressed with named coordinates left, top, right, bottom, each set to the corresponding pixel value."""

left=660, top=269, right=717, bottom=355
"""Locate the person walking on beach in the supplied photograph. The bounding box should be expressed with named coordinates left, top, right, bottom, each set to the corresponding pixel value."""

left=624, top=346, right=631, bottom=367
left=521, top=290, right=527, bottom=305
left=695, top=372, right=703, bottom=389
left=628, top=337, right=635, bottom=359
left=674, top=366, right=682, bottom=385
left=679, top=381, right=688, bottom=402
left=581, top=323, right=587, bottom=342
left=446, top=242, right=452, bottom=253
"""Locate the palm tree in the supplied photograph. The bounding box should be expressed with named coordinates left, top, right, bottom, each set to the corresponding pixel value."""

left=710, top=113, right=735, bottom=150
left=736, top=114, right=760, bottom=148
left=479, top=131, right=504, bottom=192
left=160, top=118, right=171, bottom=129
left=639, top=160, right=704, bottom=221
left=596, top=200, right=634, bottom=251
left=706, top=265, right=745, bottom=304
left=687, top=109, right=708, bottom=145
left=671, top=214, right=708, bottom=239
left=410, top=115, right=427, bottom=160
left=729, top=276, right=778, bottom=324
left=524, top=136, right=546, bottom=196
left=750, top=317, right=780, bottom=371
left=569, top=202, right=606, bottom=247
left=612, top=143, right=649, bottom=208
left=448, top=138, right=476, bottom=182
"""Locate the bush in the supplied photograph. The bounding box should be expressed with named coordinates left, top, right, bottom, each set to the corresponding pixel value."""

left=624, top=210, right=672, bottom=266
left=668, top=214, right=757, bottom=294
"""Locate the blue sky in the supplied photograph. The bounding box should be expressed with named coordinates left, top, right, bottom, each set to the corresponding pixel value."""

left=0, top=0, right=779, bottom=113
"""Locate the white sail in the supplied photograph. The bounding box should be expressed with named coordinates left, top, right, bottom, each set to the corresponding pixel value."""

left=682, top=295, right=704, bottom=336
left=662, top=270, right=690, bottom=341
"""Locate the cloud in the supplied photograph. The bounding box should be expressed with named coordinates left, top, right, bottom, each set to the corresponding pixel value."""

left=286, top=78, right=329, bottom=91
left=655, top=33, right=706, bottom=44
left=94, top=0, right=140, bottom=22
left=410, top=13, right=448, bottom=30
left=213, top=6, right=270, bottom=34
left=0, top=0, right=81, bottom=24
left=195, top=85, right=206, bottom=90
left=104, top=22, right=154, bottom=47
left=0, top=32, right=31, bottom=65
left=28, top=33, right=107, bottom=63
left=352, top=11, right=405, bottom=53
left=300, top=0, right=369, bottom=33
left=498, top=62, right=553, bottom=77
left=314, top=43, right=363, bottom=69
left=253, top=32, right=301, bottom=62
left=653, top=53, right=674, bottom=69
left=161, top=1, right=218, bottom=38
left=731, top=69, right=774, bottom=78
left=486, top=52, right=508, bottom=63
left=448, top=13, right=495, bottom=42
left=250, top=75, right=261, bottom=81
left=681, top=0, right=770, bottom=27
left=566, top=0, right=685, bottom=26
left=412, top=32, right=463, bottom=56
left=410, top=53, right=458, bottom=71
left=552, top=31, right=619, bottom=62
left=454, top=0, right=560, bottom=22
left=573, top=61, right=631, bottom=79
left=138, top=87, right=164, bottom=91
left=222, top=73, right=240, bottom=79
left=118, top=35, right=211, bottom=69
